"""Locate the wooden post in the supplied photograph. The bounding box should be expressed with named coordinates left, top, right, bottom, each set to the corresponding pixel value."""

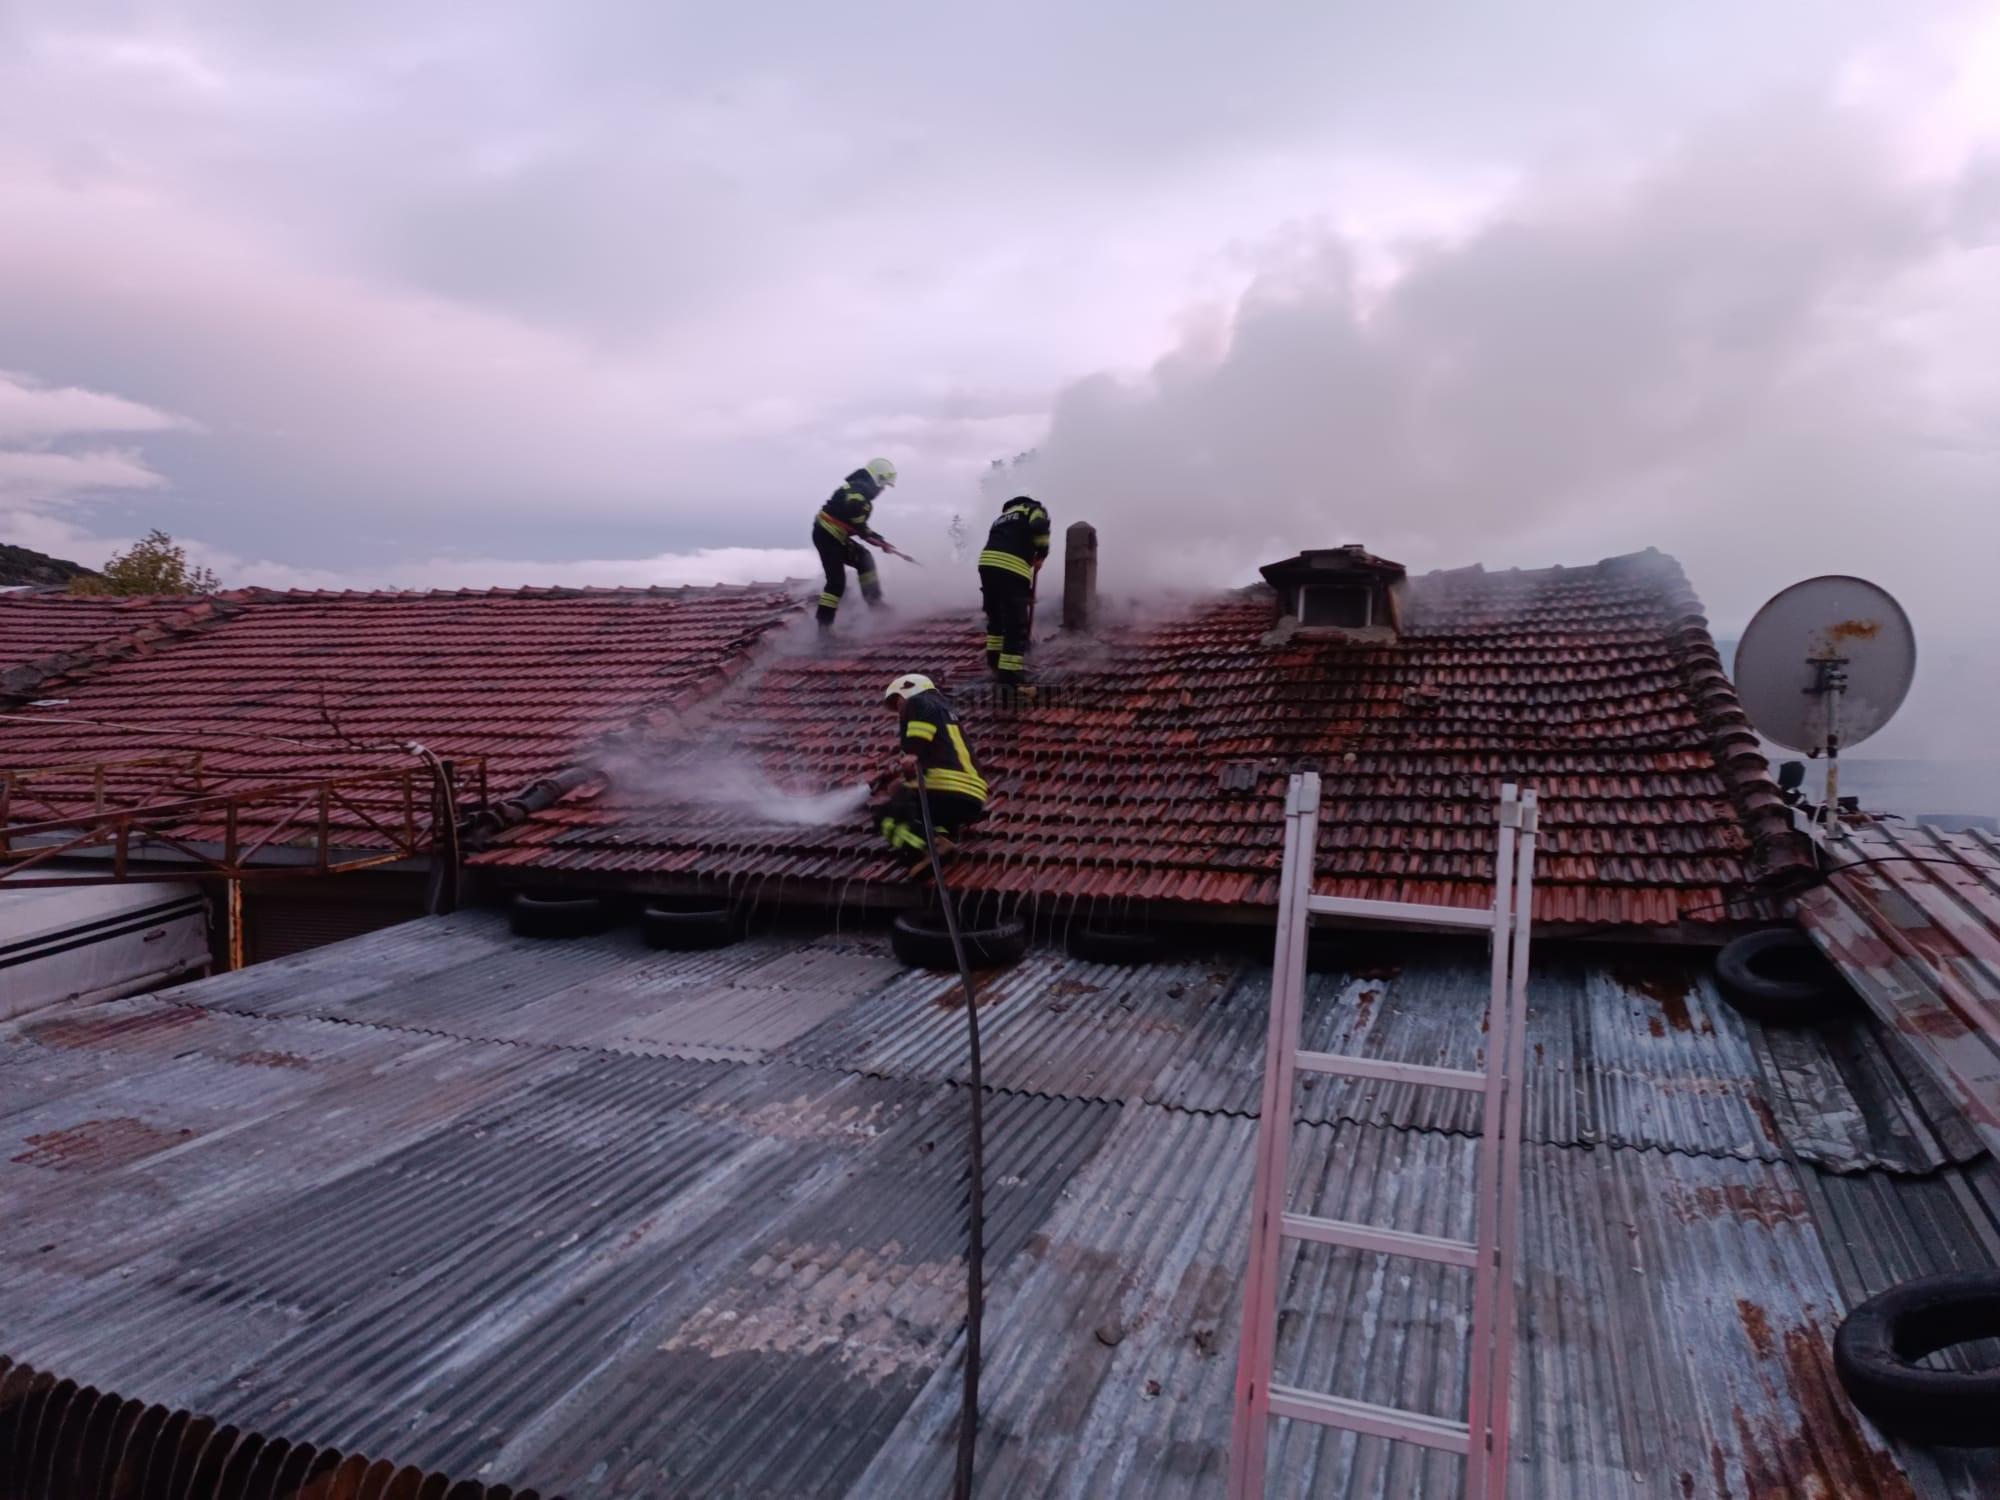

left=226, top=879, right=245, bottom=971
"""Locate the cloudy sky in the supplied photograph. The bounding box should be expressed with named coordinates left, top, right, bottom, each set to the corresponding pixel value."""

left=3, top=1, right=1998, bottom=753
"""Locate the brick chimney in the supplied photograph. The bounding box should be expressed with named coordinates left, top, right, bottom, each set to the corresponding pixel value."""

left=1062, top=522, right=1098, bottom=631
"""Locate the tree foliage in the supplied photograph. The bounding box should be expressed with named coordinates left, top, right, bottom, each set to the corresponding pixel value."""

left=70, top=529, right=221, bottom=596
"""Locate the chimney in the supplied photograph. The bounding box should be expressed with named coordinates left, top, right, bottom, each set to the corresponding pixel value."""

left=1062, top=522, right=1098, bottom=631
left=1258, top=544, right=1407, bottom=641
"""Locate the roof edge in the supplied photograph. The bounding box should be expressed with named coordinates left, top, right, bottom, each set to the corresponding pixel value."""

left=226, top=581, right=813, bottom=604
left=0, top=597, right=246, bottom=708
left=1642, top=551, right=1815, bottom=887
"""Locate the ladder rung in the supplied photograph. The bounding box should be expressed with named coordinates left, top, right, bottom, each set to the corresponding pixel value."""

left=1294, top=1050, right=1486, bottom=1092
left=1267, top=1385, right=1471, bottom=1453
left=1306, top=894, right=1495, bottom=931
left=1281, top=1212, right=1478, bottom=1267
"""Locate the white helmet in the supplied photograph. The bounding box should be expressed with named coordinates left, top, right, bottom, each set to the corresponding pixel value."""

left=865, top=457, right=898, bottom=489
left=883, top=672, right=934, bottom=703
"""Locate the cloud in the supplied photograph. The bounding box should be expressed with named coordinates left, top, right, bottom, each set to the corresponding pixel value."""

left=1006, top=99, right=2000, bottom=616
left=0, top=0, right=1954, bottom=576
left=0, top=372, right=182, bottom=541
left=0, top=447, right=166, bottom=500
left=218, top=544, right=819, bottom=593
left=0, top=371, right=192, bottom=443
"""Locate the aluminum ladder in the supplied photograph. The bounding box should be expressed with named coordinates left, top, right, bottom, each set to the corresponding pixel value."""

left=1227, top=772, right=1538, bottom=1500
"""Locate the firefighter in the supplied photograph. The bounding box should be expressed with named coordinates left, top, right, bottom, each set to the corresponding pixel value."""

left=873, top=673, right=989, bottom=872
left=977, top=494, right=1050, bottom=686
left=813, top=457, right=900, bottom=631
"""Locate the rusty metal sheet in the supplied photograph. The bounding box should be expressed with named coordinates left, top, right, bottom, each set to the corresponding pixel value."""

left=2, top=908, right=1994, bottom=1497
left=1799, top=823, right=2000, bottom=1159
left=0, top=1354, right=556, bottom=1500
left=856, top=1109, right=2000, bottom=1499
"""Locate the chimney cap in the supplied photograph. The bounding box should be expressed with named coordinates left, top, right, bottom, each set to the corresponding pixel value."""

left=1258, top=545, right=1406, bottom=590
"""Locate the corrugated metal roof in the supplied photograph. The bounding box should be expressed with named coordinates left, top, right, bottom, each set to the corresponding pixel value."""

left=148, top=914, right=1983, bottom=1173
left=1799, top=822, right=2000, bottom=1160
left=787, top=932, right=1969, bottom=1172
left=857, top=1110, right=2000, bottom=1499
left=0, top=908, right=1994, bottom=1496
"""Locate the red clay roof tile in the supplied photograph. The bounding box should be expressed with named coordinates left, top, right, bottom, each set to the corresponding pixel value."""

left=481, top=549, right=1803, bottom=927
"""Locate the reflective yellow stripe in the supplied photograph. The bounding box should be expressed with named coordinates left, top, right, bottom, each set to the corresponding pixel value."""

left=819, top=592, right=839, bottom=608
left=1032, top=534, right=1050, bottom=548
left=904, top=721, right=937, bottom=741
left=880, top=817, right=926, bottom=851
left=979, top=549, right=1034, bottom=580
left=924, top=769, right=988, bottom=799
left=997, top=654, right=1024, bottom=671
left=985, top=634, right=1003, bottom=650
left=817, top=511, right=852, bottom=539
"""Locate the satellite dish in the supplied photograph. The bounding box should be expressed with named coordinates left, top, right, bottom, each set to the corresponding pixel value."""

left=1734, top=575, right=1916, bottom=841
left=1734, top=576, right=1916, bottom=753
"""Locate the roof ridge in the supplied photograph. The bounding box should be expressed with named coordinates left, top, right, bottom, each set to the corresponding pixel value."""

left=1648, top=556, right=1814, bottom=883
left=0, top=596, right=246, bottom=707
left=227, top=581, right=811, bottom=604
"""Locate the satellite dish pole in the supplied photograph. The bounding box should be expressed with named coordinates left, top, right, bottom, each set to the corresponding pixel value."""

left=1809, top=652, right=1849, bottom=840
left=1733, top=576, right=1916, bottom=846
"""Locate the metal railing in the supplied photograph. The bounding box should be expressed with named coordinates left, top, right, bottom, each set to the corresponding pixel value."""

left=0, top=757, right=488, bottom=887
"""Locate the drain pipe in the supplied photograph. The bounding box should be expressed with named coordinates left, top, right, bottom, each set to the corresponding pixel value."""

left=460, top=763, right=602, bottom=845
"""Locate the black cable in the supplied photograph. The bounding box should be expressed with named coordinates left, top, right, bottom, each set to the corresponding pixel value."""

left=917, top=778, right=985, bottom=1500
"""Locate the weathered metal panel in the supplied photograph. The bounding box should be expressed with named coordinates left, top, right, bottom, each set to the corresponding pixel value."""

left=0, top=1355, right=554, bottom=1500
left=3, top=908, right=1995, bottom=1498
left=156, top=912, right=891, bottom=1062
left=784, top=947, right=1234, bottom=1099
left=856, top=1110, right=2000, bottom=1499
left=772, top=934, right=1968, bottom=1171
left=1800, top=824, right=2000, bottom=1160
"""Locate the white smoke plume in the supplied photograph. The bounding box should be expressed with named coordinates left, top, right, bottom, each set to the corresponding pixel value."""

left=597, top=746, right=874, bottom=828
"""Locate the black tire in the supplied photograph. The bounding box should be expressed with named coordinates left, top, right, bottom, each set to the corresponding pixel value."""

left=1066, top=925, right=1164, bottom=965
left=891, top=911, right=1027, bottom=971
left=509, top=891, right=613, bottom=939
left=1834, top=1271, right=2000, bottom=1446
left=641, top=901, right=737, bottom=951
left=1714, top=928, right=1849, bottom=1025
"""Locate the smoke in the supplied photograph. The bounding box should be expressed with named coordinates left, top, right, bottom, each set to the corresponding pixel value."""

left=970, top=95, right=2000, bottom=801
left=994, top=99, right=1998, bottom=607
left=598, top=746, right=873, bottom=828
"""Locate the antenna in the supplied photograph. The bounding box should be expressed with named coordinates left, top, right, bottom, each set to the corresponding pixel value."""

left=1733, top=575, right=1917, bottom=841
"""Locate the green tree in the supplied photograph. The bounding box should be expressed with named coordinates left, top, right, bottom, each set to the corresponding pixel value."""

left=71, top=529, right=221, bottom=596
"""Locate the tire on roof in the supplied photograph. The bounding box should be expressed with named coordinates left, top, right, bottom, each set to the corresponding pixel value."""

left=891, top=910, right=1027, bottom=971
left=1065, top=924, right=1165, bottom=965
left=1834, top=1270, right=2000, bottom=1446
left=509, top=891, right=614, bottom=940
left=1714, top=928, right=1851, bottom=1025
left=641, top=900, right=738, bottom=951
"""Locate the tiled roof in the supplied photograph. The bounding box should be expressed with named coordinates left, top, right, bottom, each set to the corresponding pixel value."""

left=0, top=586, right=803, bottom=843
left=484, top=549, right=1805, bottom=928
left=0, top=593, right=214, bottom=675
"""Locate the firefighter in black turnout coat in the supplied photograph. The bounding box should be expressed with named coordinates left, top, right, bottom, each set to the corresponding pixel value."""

left=977, top=495, right=1050, bottom=686
left=812, top=457, right=900, bottom=631
left=873, top=673, right=989, bottom=872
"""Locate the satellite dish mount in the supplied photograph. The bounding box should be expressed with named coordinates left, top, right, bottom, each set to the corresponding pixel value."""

left=1806, top=653, right=1851, bottom=838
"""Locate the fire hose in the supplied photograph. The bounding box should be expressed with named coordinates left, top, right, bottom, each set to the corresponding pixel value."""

left=916, top=778, right=986, bottom=1499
